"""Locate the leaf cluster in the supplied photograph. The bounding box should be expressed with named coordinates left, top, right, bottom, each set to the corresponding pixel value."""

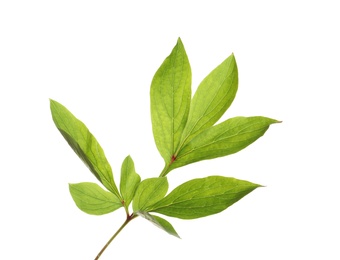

left=50, top=38, right=279, bottom=253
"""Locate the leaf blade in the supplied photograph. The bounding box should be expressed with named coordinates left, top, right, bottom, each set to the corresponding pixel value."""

left=69, top=182, right=122, bottom=215
left=120, top=155, right=141, bottom=207
left=136, top=211, right=180, bottom=238
left=150, top=38, right=191, bottom=163
left=132, top=177, right=168, bottom=212
left=50, top=99, right=120, bottom=198
left=151, top=176, right=261, bottom=219
left=178, top=54, right=238, bottom=149
left=171, top=116, right=279, bottom=170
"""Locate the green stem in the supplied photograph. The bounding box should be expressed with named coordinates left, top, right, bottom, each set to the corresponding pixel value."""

left=159, top=164, right=170, bottom=177
left=95, top=214, right=136, bottom=259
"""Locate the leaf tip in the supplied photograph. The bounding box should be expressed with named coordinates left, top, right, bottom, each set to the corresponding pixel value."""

left=271, top=119, right=282, bottom=125
left=176, top=37, right=185, bottom=50
left=174, top=233, right=181, bottom=239
left=49, top=98, right=55, bottom=109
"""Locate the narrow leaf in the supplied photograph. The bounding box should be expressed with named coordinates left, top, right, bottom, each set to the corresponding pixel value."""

left=50, top=99, right=120, bottom=199
left=69, top=182, right=122, bottom=215
left=132, top=177, right=168, bottom=212
left=171, top=116, right=280, bottom=170
left=179, top=54, right=238, bottom=148
left=120, top=155, right=141, bottom=207
left=151, top=38, right=191, bottom=163
left=136, top=211, right=180, bottom=238
left=151, top=176, right=261, bottom=219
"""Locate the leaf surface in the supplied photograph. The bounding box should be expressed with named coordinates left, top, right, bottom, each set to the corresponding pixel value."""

left=151, top=176, right=260, bottom=219
left=171, top=116, right=279, bottom=170
left=132, top=177, right=168, bottom=212
left=69, top=182, right=122, bottom=215
left=150, top=38, right=191, bottom=163
left=120, top=156, right=141, bottom=207
left=178, top=54, right=238, bottom=149
left=136, top=211, right=180, bottom=238
left=50, top=99, right=120, bottom=199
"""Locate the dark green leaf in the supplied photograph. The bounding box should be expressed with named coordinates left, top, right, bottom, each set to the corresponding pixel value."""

left=132, top=177, right=168, bottom=212
left=136, top=211, right=180, bottom=238
left=178, top=53, right=238, bottom=148
left=50, top=99, right=120, bottom=199
left=151, top=176, right=261, bottom=219
left=69, top=182, right=122, bottom=215
left=151, top=38, right=191, bottom=164
left=120, top=155, right=141, bottom=207
left=171, top=116, right=280, bottom=170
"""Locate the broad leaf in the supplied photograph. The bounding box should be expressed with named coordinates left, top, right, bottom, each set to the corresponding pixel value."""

left=170, top=116, right=279, bottom=170
left=151, top=38, right=191, bottom=163
left=136, top=211, right=180, bottom=238
left=151, top=176, right=260, bottom=219
left=178, top=54, right=238, bottom=149
left=69, top=182, right=122, bottom=215
left=132, top=177, right=168, bottom=212
left=120, top=155, right=141, bottom=207
left=50, top=99, right=120, bottom=199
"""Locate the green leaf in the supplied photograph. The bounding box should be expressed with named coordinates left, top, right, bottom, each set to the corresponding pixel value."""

left=170, top=116, right=280, bottom=170
left=69, top=182, right=122, bottom=215
left=50, top=99, right=120, bottom=199
left=132, top=177, right=168, bottom=212
left=151, top=176, right=261, bottom=219
left=136, top=211, right=180, bottom=238
left=120, top=155, right=141, bottom=207
left=150, top=37, right=191, bottom=164
left=178, top=53, right=238, bottom=149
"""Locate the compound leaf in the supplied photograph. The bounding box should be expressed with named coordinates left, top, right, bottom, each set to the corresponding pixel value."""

left=69, top=182, right=122, bottom=215
left=50, top=99, right=120, bottom=199
left=132, top=177, right=168, bottom=212
left=151, top=176, right=260, bottom=219
left=120, top=155, right=141, bottom=207
left=151, top=38, right=191, bottom=164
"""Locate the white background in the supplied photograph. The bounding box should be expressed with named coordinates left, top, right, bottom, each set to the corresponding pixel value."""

left=1, top=1, right=339, bottom=259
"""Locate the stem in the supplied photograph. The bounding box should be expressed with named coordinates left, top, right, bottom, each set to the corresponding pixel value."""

left=159, top=155, right=177, bottom=177
left=159, top=164, right=170, bottom=177
left=94, top=214, right=136, bottom=259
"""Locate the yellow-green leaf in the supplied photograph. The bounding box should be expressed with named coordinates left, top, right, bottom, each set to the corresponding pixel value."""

left=136, top=211, right=180, bottom=238
left=69, top=182, right=122, bottom=215
left=50, top=99, right=120, bottom=199
left=151, top=38, right=191, bottom=164
left=151, top=176, right=260, bottom=219
left=132, top=177, right=168, bottom=212
left=178, top=53, right=238, bottom=150
left=120, top=155, right=141, bottom=207
left=171, top=116, right=280, bottom=170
